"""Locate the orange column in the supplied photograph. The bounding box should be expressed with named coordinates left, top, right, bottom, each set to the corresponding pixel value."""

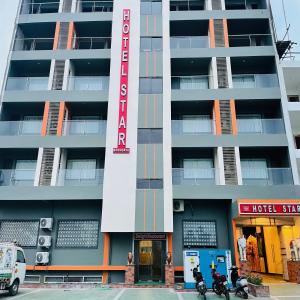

left=230, top=99, right=237, bottom=135
left=209, top=19, right=215, bottom=48
left=232, top=220, right=240, bottom=269
left=57, top=101, right=66, bottom=136
left=41, top=101, right=50, bottom=136
left=102, top=233, right=110, bottom=284
left=67, top=22, right=75, bottom=50
left=167, top=233, right=173, bottom=255
left=223, top=19, right=229, bottom=48
left=53, top=22, right=60, bottom=50
left=214, top=100, right=222, bottom=135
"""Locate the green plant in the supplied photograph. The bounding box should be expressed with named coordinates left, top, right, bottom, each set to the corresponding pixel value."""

left=247, top=274, right=263, bottom=286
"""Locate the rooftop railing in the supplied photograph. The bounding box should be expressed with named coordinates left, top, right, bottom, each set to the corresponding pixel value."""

left=63, top=120, right=107, bottom=135
left=170, top=36, right=209, bottom=49
left=73, top=37, right=111, bottom=50
left=0, top=120, right=42, bottom=136
left=20, top=2, right=60, bottom=14
left=6, top=77, right=49, bottom=91
left=237, top=118, right=285, bottom=134
left=170, top=0, right=205, bottom=11
left=232, top=74, right=279, bottom=88
left=56, top=169, right=104, bottom=186
left=68, top=76, right=109, bottom=91
left=172, top=168, right=216, bottom=185
left=76, top=1, right=113, bottom=12
left=171, top=75, right=211, bottom=90
left=0, top=169, right=36, bottom=186
left=225, top=0, right=265, bottom=10
left=229, top=34, right=272, bottom=47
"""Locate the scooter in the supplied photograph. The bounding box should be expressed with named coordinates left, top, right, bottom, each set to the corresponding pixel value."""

left=192, top=265, right=207, bottom=300
left=230, top=266, right=249, bottom=299
left=211, top=266, right=230, bottom=300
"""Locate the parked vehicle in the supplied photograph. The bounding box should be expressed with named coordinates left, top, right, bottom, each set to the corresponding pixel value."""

left=230, top=266, right=249, bottom=299
left=211, top=266, right=230, bottom=300
left=0, top=243, right=26, bottom=296
left=192, top=265, right=207, bottom=299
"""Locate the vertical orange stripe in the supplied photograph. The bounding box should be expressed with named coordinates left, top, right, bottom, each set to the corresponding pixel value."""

left=153, top=95, right=157, bottom=127
left=232, top=220, right=240, bottom=270
left=102, top=233, right=110, bottom=284
left=223, top=19, right=229, bottom=48
left=154, top=16, right=157, bottom=35
left=57, top=101, right=65, bottom=136
left=144, top=145, right=147, bottom=177
left=146, top=16, right=149, bottom=35
left=214, top=99, right=222, bottom=135
left=41, top=101, right=50, bottom=136
left=145, top=95, right=148, bottom=127
left=53, top=22, right=60, bottom=50
left=167, top=233, right=173, bottom=254
left=230, top=99, right=237, bottom=135
left=153, top=144, right=156, bottom=178
left=67, top=22, right=75, bottom=50
left=153, top=51, right=157, bottom=77
left=153, top=191, right=156, bottom=232
left=209, top=19, right=215, bottom=48
left=145, top=52, right=149, bottom=77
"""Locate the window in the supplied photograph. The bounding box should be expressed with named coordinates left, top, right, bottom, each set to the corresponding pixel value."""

left=288, top=95, right=300, bottom=102
left=0, top=221, right=39, bottom=247
left=56, top=220, right=99, bottom=248
left=182, top=115, right=212, bottom=133
left=141, top=0, right=162, bottom=15
left=139, top=78, right=163, bottom=94
left=183, top=159, right=214, bottom=179
left=66, top=159, right=97, bottom=180
left=137, top=179, right=163, bottom=189
left=295, top=136, right=300, bottom=149
left=70, top=116, right=102, bottom=135
left=13, top=160, right=36, bottom=184
left=21, top=116, right=42, bottom=135
left=140, top=37, right=162, bottom=52
left=17, top=250, right=25, bottom=263
left=138, top=129, right=163, bottom=144
left=241, top=159, right=268, bottom=179
left=183, top=220, right=217, bottom=248
left=237, top=114, right=262, bottom=133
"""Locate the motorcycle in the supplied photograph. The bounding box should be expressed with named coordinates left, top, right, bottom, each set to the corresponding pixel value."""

left=211, top=266, right=230, bottom=300
left=230, top=266, right=249, bottom=299
left=192, top=265, right=207, bottom=300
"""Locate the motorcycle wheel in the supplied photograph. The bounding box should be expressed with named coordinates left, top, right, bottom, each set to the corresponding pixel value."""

left=203, top=294, right=207, bottom=300
left=225, top=290, right=230, bottom=300
left=242, top=291, right=248, bottom=299
left=212, top=282, right=222, bottom=295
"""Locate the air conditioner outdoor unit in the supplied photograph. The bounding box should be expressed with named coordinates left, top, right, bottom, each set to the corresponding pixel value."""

left=40, top=218, right=53, bottom=230
left=173, top=200, right=184, bottom=212
left=38, top=236, right=52, bottom=248
left=35, top=252, right=50, bottom=265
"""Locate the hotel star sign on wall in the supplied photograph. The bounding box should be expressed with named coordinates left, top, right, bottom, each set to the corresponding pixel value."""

left=113, top=9, right=131, bottom=154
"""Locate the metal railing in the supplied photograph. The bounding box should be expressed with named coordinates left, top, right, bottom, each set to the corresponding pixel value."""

left=20, top=2, right=60, bottom=14
left=170, top=0, right=205, bottom=11
left=73, top=37, right=111, bottom=50
left=172, top=168, right=216, bottom=185
left=63, top=120, right=107, bottom=135
left=13, top=38, right=54, bottom=51
left=172, top=119, right=213, bottom=135
left=0, top=169, right=36, bottom=186
left=68, top=76, right=109, bottom=91
left=5, top=77, right=49, bottom=91
left=56, top=169, right=104, bottom=186
left=242, top=168, right=293, bottom=185
left=237, top=118, right=285, bottom=134
left=170, top=36, right=209, bottom=49
left=232, top=74, right=279, bottom=88
left=76, top=1, right=113, bottom=12
left=171, top=75, right=211, bottom=90
left=228, top=34, right=272, bottom=47
left=225, top=0, right=265, bottom=10
left=0, top=120, right=42, bottom=136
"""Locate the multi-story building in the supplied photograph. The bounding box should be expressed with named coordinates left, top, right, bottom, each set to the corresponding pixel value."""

left=1, top=0, right=300, bottom=285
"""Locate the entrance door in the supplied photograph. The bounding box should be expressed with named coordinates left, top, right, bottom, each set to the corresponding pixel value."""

left=135, top=240, right=165, bottom=283
left=263, top=227, right=283, bottom=274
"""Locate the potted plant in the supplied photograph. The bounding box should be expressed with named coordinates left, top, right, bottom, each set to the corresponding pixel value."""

left=247, top=274, right=270, bottom=297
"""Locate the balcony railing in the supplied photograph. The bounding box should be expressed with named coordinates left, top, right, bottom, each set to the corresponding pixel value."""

left=14, top=38, right=54, bottom=51
left=68, top=76, right=109, bottom=91
left=229, top=34, right=272, bottom=47
left=0, top=169, right=35, bottom=186
left=171, top=75, right=210, bottom=90
left=170, top=36, right=209, bottom=49
left=225, top=0, right=264, bottom=10
left=6, top=77, right=49, bottom=91
left=242, top=168, right=293, bottom=185
left=63, top=120, right=107, bottom=135
left=170, top=0, right=205, bottom=11
left=172, top=168, right=216, bottom=185
left=76, top=1, right=113, bottom=12
left=20, top=2, right=60, bottom=14
left=56, top=169, right=104, bottom=186
left=237, top=118, right=285, bottom=134
left=0, top=120, right=42, bottom=136
left=232, top=74, right=279, bottom=88
left=73, top=37, right=111, bottom=50
left=172, top=119, right=213, bottom=135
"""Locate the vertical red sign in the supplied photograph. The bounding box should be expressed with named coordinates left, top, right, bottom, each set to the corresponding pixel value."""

left=113, top=9, right=131, bottom=154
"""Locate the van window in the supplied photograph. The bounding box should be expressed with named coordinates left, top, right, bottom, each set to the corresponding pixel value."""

left=17, top=250, right=25, bottom=263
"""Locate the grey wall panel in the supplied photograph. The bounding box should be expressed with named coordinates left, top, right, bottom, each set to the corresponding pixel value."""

left=173, top=200, right=231, bottom=266
left=110, top=233, right=132, bottom=265
left=140, top=16, right=162, bottom=37
left=138, top=95, right=163, bottom=128
left=139, top=52, right=163, bottom=77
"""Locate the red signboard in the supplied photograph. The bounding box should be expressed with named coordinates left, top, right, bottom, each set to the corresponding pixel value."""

left=239, top=203, right=300, bottom=216
left=113, top=9, right=131, bottom=154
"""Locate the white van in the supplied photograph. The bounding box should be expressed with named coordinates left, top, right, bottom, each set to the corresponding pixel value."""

left=0, top=243, right=26, bottom=296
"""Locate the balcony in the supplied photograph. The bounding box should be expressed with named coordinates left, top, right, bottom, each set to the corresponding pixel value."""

left=73, top=37, right=111, bottom=50
left=76, top=0, right=113, bottom=12
left=68, top=76, right=109, bottom=91
left=172, top=118, right=213, bottom=135
left=225, top=0, right=267, bottom=10
left=171, top=75, right=210, bottom=90
left=20, top=1, right=60, bottom=14
left=56, top=169, right=104, bottom=186
left=63, top=120, right=107, bottom=135
left=229, top=34, right=272, bottom=47
left=0, top=169, right=35, bottom=186
left=170, top=0, right=205, bottom=11
left=170, top=36, right=209, bottom=49
left=0, top=120, right=42, bottom=136
left=232, top=74, right=279, bottom=88
left=5, top=77, right=49, bottom=91
left=172, top=168, right=216, bottom=185
left=237, top=118, right=285, bottom=134
left=13, top=38, right=54, bottom=51
left=241, top=168, right=293, bottom=185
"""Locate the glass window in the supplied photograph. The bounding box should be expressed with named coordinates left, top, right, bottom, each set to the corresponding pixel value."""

left=138, top=129, right=163, bottom=144
left=21, top=116, right=42, bottom=135
left=137, top=179, right=163, bottom=189
left=140, top=37, right=162, bottom=52
left=141, top=38, right=152, bottom=51
left=182, top=115, right=211, bottom=133
left=241, top=159, right=268, bottom=179
left=237, top=114, right=262, bottom=133
left=141, top=0, right=162, bottom=15
left=17, top=250, right=25, bottom=263
left=139, top=78, right=163, bottom=94
left=13, top=160, right=36, bottom=182
left=183, top=159, right=214, bottom=179
left=66, top=159, right=97, bottom=180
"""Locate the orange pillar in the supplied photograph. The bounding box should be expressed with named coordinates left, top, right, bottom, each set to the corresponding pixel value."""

left=67, top=22, right=75, bottom=50
left=214, top=100, right=222, bottom=135
left=209, top=19, right=215, bottom=48
left=230, top=99, right=237, bottom=135
left=223, top=19, right=229, bottom=48
left=102, top=233, right=110, bottom=284
left=41, top=102, right=50, bottom=136
left=167, top=233, right=173, bottom=255
left=53, top=22, right=60, bottom=50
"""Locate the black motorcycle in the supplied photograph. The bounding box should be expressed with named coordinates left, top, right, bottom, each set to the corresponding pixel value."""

left=211, top=267, right=230, bottom=300
left=230, top=266, right=249, bottom=299
left=192, top=266, right=207, bottom=300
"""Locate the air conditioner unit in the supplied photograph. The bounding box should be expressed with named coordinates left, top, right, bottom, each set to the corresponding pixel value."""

left=173, top=200, right=184, bottom=212
left=40, top=218, right=53, bottom=230
left=35, top=252, right=50, bottom=265
left=38, top=236, right=52, bottom=248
